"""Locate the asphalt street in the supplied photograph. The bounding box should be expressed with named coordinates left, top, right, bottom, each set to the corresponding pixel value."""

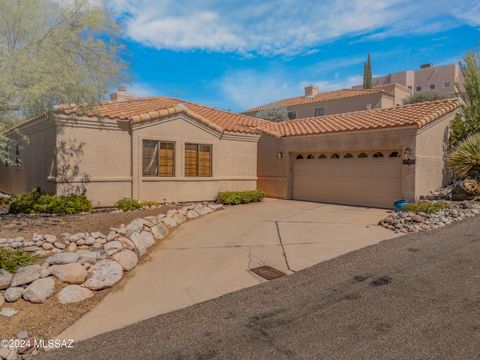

left=40, top=216, right=480, bottom=360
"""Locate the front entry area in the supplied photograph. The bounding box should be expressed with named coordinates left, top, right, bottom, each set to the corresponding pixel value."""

left=292, top=149, right=403, bottom=208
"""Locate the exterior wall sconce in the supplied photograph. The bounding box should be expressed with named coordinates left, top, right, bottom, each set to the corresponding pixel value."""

left=402, top=148, right=415, bottom=165
left=276, top=152, right=283, bottom=159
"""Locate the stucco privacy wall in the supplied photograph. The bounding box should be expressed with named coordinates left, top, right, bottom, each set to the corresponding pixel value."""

left=0, top=116, right=57, bottom=195
left=54, top=116, right=132, bottom=207
left=414, top=112, right=458, bottom=197
left=258, top=126, right=418, bottom=201
left=132, top=114, right=259, bottom=203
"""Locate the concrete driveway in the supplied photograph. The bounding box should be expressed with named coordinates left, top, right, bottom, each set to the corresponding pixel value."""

left=59, top=199, right=398, bottom=341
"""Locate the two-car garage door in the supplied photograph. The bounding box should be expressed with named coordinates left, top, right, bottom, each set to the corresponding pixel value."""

left=293, top=150, right=403, bottom=208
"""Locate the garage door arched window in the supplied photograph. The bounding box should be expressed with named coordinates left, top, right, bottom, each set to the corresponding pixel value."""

left=358, top=152, right=368, bottom=158
left=389, top=151, right=400, bottom=158
left=296, top=154, right=304, bottom=160
left=306, top=154, right=315, bottom=159
left=318, top=153, right=327, bottom=159
left=330, top=153, right=340, bottom=159
left=344, top=153, right=353, bottom=159
left=373, top=152, right=384, bottom=158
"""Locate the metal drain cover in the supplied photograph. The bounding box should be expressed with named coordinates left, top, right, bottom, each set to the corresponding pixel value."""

left=250, top=266, right=286, bottom=280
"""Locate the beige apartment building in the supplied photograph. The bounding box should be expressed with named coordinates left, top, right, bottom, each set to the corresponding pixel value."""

left=243, top=84, right=410, bottom=121
left=353, top=63, right=464, bottom=95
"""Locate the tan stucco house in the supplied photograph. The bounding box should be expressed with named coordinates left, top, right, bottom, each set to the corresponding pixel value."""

left=0, top=94, right=463, bottom=209
left=242, top=84, right=410, bottom=120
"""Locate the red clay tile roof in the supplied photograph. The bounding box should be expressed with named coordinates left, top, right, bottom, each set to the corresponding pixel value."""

left=13, top=97, right=462, bottom=138
left=276, top=98, right=463, bottom=136
left=57, top=97, right=281, bottom=137
left=242, top=88, right=388, bottom=114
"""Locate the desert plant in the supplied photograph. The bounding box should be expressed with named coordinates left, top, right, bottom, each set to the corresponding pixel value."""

left=8, top=189, right=92, bottom=214
left=402, top=201, right=449, bottom=214
left=217, top=190, right=266, bottom=205
left=115, top=198, right=141, bottom=211
left=139, top=200, right=161, bottom=208
left=448, top=133, right=480, bottom=179
left=403, top=91, right=450, bottom=105
left=0, top=248, right=39, bottom=273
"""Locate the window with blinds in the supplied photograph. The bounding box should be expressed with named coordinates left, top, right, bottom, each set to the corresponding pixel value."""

left=185, top=143, right=212, bottom=177
left=142, top=140, right=175, bottom=176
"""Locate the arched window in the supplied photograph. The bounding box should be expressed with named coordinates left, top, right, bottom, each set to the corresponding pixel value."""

left=330, top=153, right=340, bottom=159
left=373, top=152, right=384, bottom=158
left=389, top=151, right=400, bottom=158
left=318, top=153, right=327, bottom=159
left=296, top=154, right=304, bottom=160
left=307, top=154, right=315, bottom=159
left=358, top=152, right=368, bottom=158
left=344, top=153, right=354, bottom=159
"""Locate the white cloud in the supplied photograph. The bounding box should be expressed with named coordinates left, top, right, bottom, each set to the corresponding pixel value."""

left=105, top=0, right=480, bottom=56
left=127, top=82, right=159, bottom=97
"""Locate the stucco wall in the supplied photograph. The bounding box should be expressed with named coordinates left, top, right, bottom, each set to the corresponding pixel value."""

left=414, top=112, right=457, bottom=197
left=131, top=114, right=259, bottom=203
left=258, top=127, right=418, bottom=202
left=288, top=92, right=392, bottom=119
left=0, top=116, right=57, bottom=195
left=54, top=116, right=132, bottom=207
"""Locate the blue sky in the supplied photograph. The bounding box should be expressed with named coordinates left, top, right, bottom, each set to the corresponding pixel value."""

left=108, top=0, right=480, bottom=112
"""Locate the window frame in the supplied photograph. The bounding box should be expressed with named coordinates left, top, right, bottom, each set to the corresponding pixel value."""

left=314, top=107, right=325, bottom=117
left=184, top=143, right=213, bottom=177
left=429, top=84, right=435, bottom=90
left=416, top=86, right=422, bottom=92
left=287, top=111, right=296, bottom=120
left=142, top=139, right=176, bottom=177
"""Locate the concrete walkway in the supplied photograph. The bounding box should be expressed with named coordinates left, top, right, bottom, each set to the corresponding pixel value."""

left=59, top=199, right=398, bottom=341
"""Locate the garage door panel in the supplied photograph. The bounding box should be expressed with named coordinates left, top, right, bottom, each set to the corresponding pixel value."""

left=293, top=155, right=402, bottom=209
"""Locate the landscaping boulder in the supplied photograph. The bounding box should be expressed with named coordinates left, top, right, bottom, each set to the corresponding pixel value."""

left=23, top=277, right=55, bottom=303
left=118, top=237, right=135, bottom=251
left=4, top=287, right=24, bottom=302
left=140, top=231, right=155, bottom=248
left=77, top=250, right=99, bottom=264
left=11, top=265, right=41, bottom=287
left=52, top=263, right=88, bottom=284
left=451, top=179, right=480, bottom=201
left=57, top=285, right=94, bottom=304
left=0, top=307, right=18, bottom=318
left=173, top=213, right=187, bottom=224
left=48, top=252, right=80, bottom=265
left=83, top=260, right=123, bottom=290
left=193, top=205, right=208, bottom=216
left=129, top=232, right=146, bottom=257
left=151, top=223, right=168, bottom=240
left=186, top=210, right=199, bottom=219
left=104, top=241, right=123, bottom=256
left=126, top=219, right=144, bottom=236
left=163, top=216, right=178, bottom=228
left=0, top=293, right=4, bottom=307
left=112, top=250, right=138, bottom=271
left=0, top=269, right=12, bottom=290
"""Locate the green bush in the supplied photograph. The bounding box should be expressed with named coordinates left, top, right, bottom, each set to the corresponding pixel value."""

left=9, top=189, right=92, bottom=214
left=448, top=133, right=480, bottom=179
left=115, top=198, right=141, bottom=211
left=402, top=201, right=449, bottom=214
left=217, top=190, right=266, bottom=205
left=0, top=248, right=39, bottom=273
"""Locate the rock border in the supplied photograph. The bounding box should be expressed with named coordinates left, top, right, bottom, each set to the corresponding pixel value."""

left=0, top=203, right=223, bottom=358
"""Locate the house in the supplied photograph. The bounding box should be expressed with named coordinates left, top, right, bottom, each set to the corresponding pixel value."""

left=242, top=85, right=410, bottom=121
left=0, top=90, right=463, bottom=209
left=352, top=63, right=464, bottom=95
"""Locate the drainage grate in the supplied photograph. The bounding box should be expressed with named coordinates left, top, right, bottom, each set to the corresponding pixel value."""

left=250, top=266, right=286, bottom=280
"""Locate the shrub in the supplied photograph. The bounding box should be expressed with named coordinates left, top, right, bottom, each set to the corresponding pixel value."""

left=139, top=200, right=161, bottom=207
left=402, top=201, right=449, bottom=214
left=0, top=248, right=39, bottom=273
left=115, top=198, right=141, bottom=211
left=448, top=133, right=480, bottom=179
left=9, top=189, right=92, bottom=214
left=403, top=91, right=450, bottom=105
left=217, top=190, right=266, bottom=205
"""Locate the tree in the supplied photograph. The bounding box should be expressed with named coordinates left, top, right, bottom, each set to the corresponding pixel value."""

left=363, top=53, right=372, bottom=89
left=253, top=106, right=289, bottom=122
left=0, top=0, right=127, bottom=162
left=450, top=50, right=480, bottom=146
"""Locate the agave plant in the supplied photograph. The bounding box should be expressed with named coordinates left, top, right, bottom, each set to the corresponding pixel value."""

left=448, top=133, right=480, bottom=179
